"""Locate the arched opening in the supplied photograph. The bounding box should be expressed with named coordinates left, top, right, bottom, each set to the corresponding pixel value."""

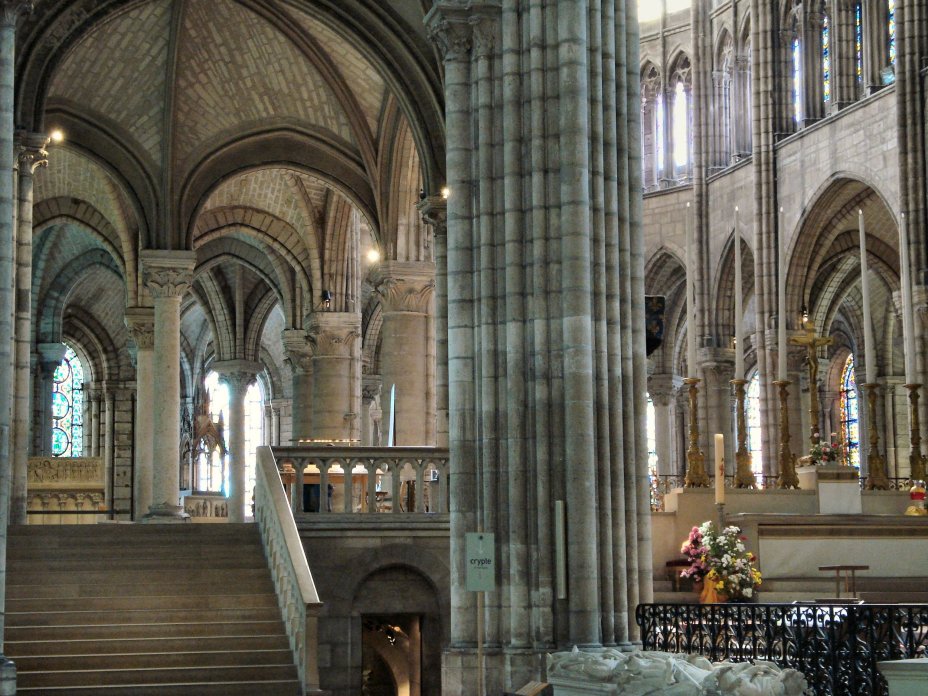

left=50, top=345, right=85, bottom=457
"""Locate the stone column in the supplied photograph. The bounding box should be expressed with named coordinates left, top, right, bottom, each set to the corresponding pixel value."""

left=270, top=398, right=286, bottom=446
left=35, top=342, right=66, bottom=456
left=282, top=329, right=312, bottom=444
left=801, top=5, right=825, bottom=124
left=361, top=376, right=382, bottom=446
left=125, top=307, right=154, bottom=520
left=699, top=351, right=735, bottom=476
left=103, top=388, right=115, bottom=512
left=141, top=250, right=195, bottom=521
left=89, top=388, right=101, bottom=456
left=307, top=313, right=360, bottom=442
left=648, top=374, right=682, bottom=476
left=370, top=261, right=435, bottom=445
left=419, top=196, right=448, bottom=447
left=10, top=133, right=47, bottom=524
left=212, top=360, right=259, bottom=522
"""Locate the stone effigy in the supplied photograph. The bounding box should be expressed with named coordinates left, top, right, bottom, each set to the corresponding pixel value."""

left=547, top=647, right=809, bottom=695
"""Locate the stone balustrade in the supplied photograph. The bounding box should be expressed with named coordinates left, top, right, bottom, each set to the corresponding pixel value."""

left=183, top=493, right=229, bottom=520
left=272, top=445, right=449, bottom=517
left=255, top=445, right=323, bottom=694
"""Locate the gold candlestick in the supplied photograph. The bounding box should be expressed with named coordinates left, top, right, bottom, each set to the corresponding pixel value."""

left=774, top=379, right=800, bottom=489
left=905, top=383, right=927, bottom=481
left=684, top=377, right=709, bottom=487
left=862, top=383, right=890, bottom=490
left=731, top=378, right=756, bottom=488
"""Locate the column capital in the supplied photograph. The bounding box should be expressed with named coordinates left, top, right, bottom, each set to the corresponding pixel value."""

left=362, top=375, right=382, bottom=403
left=211, top=359, right=262, bottom=393
left=124, top=306, right=155, bottom=351
left=417, top=195, right=447, bottom=235
left=1, top=1, right=33, bottom=27
left=36, top=341, right=67, bottom=367
left=140, top=250, right=196, bottom=298
left=370, top=261, right=436, bottom=314
left=424, top=1, right=500, bottom=62
left=15, top=131, right=48, bottom=175
left=281, top=328, right=312, bottom=374
left=648, top=373, right=683, bottom=406
left=306, top=313, right=360, bottom=358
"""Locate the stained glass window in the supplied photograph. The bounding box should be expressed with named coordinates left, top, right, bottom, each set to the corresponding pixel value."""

left=840, top=354, right=860, bottom=468
left=823, top=15, right=831, bottom=102
left=792, top=37, right=802, bottom=122
left=855, top=3, right=864, bottom=85
left=673, top=81, right=689, bottom=168
left=51, top=346, right=84, bottom=457
left=888, top=0, right=896, bottom=66
left=746, top=372, right=764, bottom=482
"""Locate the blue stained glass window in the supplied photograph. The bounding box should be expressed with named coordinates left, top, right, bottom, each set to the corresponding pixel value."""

left=51, top=346, right=85, bottom=457
left=856, top=3, right=863, bottom=84
left=792, top=37, right=802, bottom=122
left=823, top=16, right=831, bottom=102
left=841, top=354, right=860, bottom=468
left=888, top=0, right=896, bottom=66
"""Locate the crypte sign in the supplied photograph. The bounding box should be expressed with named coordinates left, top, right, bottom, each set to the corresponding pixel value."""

left=465, top=532, right=495, bottom=592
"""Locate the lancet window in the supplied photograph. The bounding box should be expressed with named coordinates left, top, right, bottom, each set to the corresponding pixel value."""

left=822, top=14, right=831, bottom=102
left=640, top=63, right=664, bottom=190
left=714, top=31, right=734, bottom=167
left=50, top=345, right=84, bottom=457
left=840, top=354, right=860, bottom=468
left=669, top=57, right=692, bottom=176
left=887, top=0, right=896, bottom=68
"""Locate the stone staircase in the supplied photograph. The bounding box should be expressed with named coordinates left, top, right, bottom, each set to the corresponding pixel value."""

left=5, top=523, right=301, bottom=695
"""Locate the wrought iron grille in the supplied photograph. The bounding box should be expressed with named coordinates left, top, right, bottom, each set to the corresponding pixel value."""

left=636, top=603, right=928, bottom=696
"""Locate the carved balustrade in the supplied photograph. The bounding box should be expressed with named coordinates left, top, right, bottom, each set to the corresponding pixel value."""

left=183, top=493, right=229, bottom=520
left=26, top=456, right=106, bottom=524
left=272, top=445, right=450, bottom=518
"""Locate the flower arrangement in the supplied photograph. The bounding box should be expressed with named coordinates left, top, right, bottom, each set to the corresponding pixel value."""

left=809, top=432, right=844, bottom=465
left=680, top=522, right=762, bottom=601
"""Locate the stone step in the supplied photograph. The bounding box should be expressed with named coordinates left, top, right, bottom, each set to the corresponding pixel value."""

left=7, top=557, right=267, bottom=571
left=8, top=544, right=263, bottom=560
left=6, top=634, right=291, bottom=656
left=18, top=664, right=298, bottom=688
left=13, top=649, right=294, bottom=671
left=9, top=523, right=257, bottom=538
left=7, top=578, right=274, bottom=599
left=6, top=620, right=287, bottom=642
left=7, top=567, right=271, bottom=586
left=8, top=593, right=278, bottom=612
left=15, top=680, right=302, bottom=695
left=7, top=607, right=282, bottom=627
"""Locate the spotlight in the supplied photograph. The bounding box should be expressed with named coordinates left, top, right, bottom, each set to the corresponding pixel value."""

left=49, top=129, right=64, bottom=144
left=440, top=186, right=450, bottom=199
left=367, top=248, right=381, bottom=263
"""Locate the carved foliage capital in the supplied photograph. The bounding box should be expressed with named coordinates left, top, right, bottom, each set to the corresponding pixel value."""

left=1, top=1, right=33, bottom=26
left=281, top=329, right=312, bottom=375
left=125, top=308, right=155, bottom=351
left=15, top=131, right=48, bottom=174
left=144, top=267, right=192, bottom=298
left=416, top=196, right=448, bottom=235
left=424, top=2, right=500, bottom=62
left=306, top=314, right=361, bottom=358
left=371, top=262, right=436, bottom=314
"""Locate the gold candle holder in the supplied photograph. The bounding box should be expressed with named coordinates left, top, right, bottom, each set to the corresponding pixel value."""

left=731, top=378, right=756, bottom=488
left=774, top=379, right=800, bottom=489
left=905, top=383, right=927, bottom=481
left=683, top=377, right=709, bottom=487
left=862, top=383, right=890, bottom=490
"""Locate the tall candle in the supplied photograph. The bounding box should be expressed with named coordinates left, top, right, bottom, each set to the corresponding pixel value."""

left=686, top=202, right=697, bottom=377
left=714, top=433, right=725, bottom=504
left=734, top=207, right=744, bottom=380
left=858, top=210, right=877, bottom=382
left=900, top=213, right=916, bottom=384
left=778, top=207, right=787, bottom=381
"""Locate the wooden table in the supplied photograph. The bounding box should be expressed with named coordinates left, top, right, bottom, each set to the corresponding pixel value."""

left=818, top=564, right=869, bottom=599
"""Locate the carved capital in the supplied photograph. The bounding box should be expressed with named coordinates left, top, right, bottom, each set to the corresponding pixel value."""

left=212, top=359, right=261, bottom=395
left=124, top=306, right=155, bottom=351
left=648, top=373, right=683, bottom=406
left=15, top=131, right=48, bottom=174
left=362, top=375, right=382, bottom=403
left=306, top=313, right=360, bottom=358
left=1, top=1, right=32, bottom=26
left=370, top=261, right=436, bottom=314
left=140, top=250, right=196, bottom=299
left=281, top=329, right=312, bottom=375
left=424, top=1, right=500, bottom=62
left=417, top=195, right=448, bottom=236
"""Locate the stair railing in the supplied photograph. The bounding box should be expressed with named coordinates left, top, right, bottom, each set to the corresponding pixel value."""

left=255, top=445, right=323, bottom=695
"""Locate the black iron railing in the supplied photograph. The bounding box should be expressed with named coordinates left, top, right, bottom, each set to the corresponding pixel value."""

left=636, top=603, right=928, bottom=696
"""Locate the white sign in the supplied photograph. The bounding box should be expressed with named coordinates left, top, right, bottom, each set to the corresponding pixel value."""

left=465, top=532, right=495, bottom=592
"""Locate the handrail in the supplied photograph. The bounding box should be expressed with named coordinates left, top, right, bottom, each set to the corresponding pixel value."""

left=255, top=445, right=323, bottom=695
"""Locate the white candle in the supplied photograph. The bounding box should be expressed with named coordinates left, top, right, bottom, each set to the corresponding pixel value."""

left=714, top=433, right=725, bottom=505
left=778, top=207, right=787, bottom=381
left=858, top=210, right=877, bottom=382
left=734, top=207, right=744, bottom=381
left=900, top=213, right=916, bottom=384
left=686, top=202, right=697, bottom=377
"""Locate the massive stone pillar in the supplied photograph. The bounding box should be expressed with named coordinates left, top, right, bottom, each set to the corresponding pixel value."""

left=125, top=307, right=154, bottom=520
left=141, top=250, right=195, bottom=521
left=371, top=261, right=435, bottom=445
left=425, top=2, right=650, bottom=691
left=212, top=360, right=259, bottom=522
left=419, top=196, right=449, bottom=447
left=282, top=329, right=312, bottom=444
left=307, top=313, right=360, bottom=442
left=11, top=133, right=47, bottom=525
